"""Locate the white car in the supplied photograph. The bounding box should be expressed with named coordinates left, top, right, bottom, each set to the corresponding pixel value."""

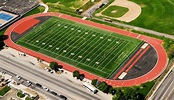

left=27, top=81, right=32, bottom=86
left=43, top=86, right=49, bottom=91
left=16, top=75, right=21, bottom=80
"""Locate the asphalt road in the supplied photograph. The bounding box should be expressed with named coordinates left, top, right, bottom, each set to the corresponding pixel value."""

left=0, top=54, right=108, bottom=100
left=0, top=67, right=60, bottom=100
left=151, top=69, right=174, bottom=100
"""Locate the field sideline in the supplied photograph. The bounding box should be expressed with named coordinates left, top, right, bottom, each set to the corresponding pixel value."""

left=16, top=17, right=142, bottom=78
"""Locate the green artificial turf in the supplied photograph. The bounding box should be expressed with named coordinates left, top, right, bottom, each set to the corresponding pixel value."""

left=16, top=17, right=142, bottom=78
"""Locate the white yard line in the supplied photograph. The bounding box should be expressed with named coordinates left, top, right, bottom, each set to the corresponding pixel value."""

left=57, top=55, right=108, bottom=75
left=53, top=26, right=84, bottom=55
left=62, top=28, right=89, bottom=57
left=98, top=40, right=128, bottom=70
left=26, top=20, right=58, bottom=43
left=48, top=24, right=76, bottom=51
left=104, top=42, right=130, bottom=78
left=88, top=36, right=117, bottom=66
left=93, top=39, right=122, bottom=69
left=76, top=34, right=109, bottom=64
left=40, top=23, right=74, bottom=50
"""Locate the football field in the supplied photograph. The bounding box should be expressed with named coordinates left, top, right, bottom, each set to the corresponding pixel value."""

left=16, top=17, right=142, bottom=78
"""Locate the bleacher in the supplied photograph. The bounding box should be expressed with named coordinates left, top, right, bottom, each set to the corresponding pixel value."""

left=0, top=0, right=39, bottom=30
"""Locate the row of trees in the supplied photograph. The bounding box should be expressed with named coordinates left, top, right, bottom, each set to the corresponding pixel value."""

left=73, top=70, right=85, bottom=81
left=91, top=79, right=115, bottom=94
left=0, top=35, right=8, bottom=50
left=91, top=79, right=145, bottom=100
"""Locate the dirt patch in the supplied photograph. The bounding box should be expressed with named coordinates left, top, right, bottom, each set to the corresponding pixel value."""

left=111, top=10, right=117, bottom=13
left=39, top=63, right=49, bottom=69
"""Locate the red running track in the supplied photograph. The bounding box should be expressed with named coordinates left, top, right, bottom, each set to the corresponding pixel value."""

left=4, top=12, right=168, bottom=87
left=13, top=18, right=40, bottom=34
left=113, top=48, right=143, bottom=79
left=125, top=46, right=150, bottom=73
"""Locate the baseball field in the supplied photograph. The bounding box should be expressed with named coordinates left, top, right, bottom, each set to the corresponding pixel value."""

left=95, top=0, right=174, bottom=35
left=16, top=17, right=142, bottom=78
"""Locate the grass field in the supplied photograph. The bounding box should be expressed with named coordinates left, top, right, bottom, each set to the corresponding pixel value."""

left=128, top=0, right=174, bottom=35
left=102, top=6, right=128, bottom=18
left=16, top=17, right=142, bottom=78
left=95, top=0, right=174, bottom=35
left=43, top=0, right=100, bottom=13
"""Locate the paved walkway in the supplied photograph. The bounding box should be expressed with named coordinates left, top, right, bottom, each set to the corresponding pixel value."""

left=4, top=12, right=168, bottom=87
left=82, top=0, right=109, bottom=17
left=112, top=21, right=174, bottom=39
left=39, top=0, right=49, bottom=13
left=94, top=17, right=174, bottom=40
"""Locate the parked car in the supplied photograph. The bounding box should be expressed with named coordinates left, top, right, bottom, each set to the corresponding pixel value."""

left=36, top=83, right=42, bottom=87
left=16, top=75, right=21, bottom=80
left=50, top=91, right=57, bottom=96
left=50, top=70, right=54, bottom=74
left=59, top=95, right=67, bottom=100
left=43, top=86, right=49, bottom=91
left=27, top=81, right=32, bottom=86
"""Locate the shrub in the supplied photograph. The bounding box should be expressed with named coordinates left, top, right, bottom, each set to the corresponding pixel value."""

left=73, top=70, right=80, bottom=78
left=17, top=90, right=25, bottom=98
left=49, top=61, right=61, bottom=72
left=0, top=85, right=11, bottom=96
left=91, top=79, right=98, bottom=86
left=97, top=82, right=108, bottom=92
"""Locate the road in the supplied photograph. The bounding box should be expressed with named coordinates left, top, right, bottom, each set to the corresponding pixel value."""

left=82, top=0, right=109, bottom=17
left=150, top=69, right=174, bottom=100
left=0, top=54, right=111, bottom=100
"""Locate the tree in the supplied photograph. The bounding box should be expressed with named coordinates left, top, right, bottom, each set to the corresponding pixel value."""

left=0, top=41, right=4, bottom=50
left=0, top=35, right=8, bottom=40
left=49, top=61, right=58, bottom=71
left=104, top=85, right=112, bottom=94
left=167, top=44, right=174, bottom=58
left=91, top=79, right=98, bottom=86
left=109, top=87, right=116, bottom=95
left=73, top=70, right=80, bottom=78
left=97, top=81, right=108, bottom=92
left=37, top=57, right=40, bottom=62
left=135, top=93, right=145, bottom=100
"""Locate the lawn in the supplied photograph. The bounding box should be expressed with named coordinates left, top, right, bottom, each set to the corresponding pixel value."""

left=0, top=85, right=11, bottom=96
left=112, top=80, right=155, bottom=100
left=95, top=0, right=174, bottom=35
left=102, top=6, right=128, bottom=18
left=24, top=6, right=45, bottom=17
left=128, top=0, right=174, bottom=35
left=42, top=0, right=100, bottom=13
left=16, top=16, right=142, bottom=78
